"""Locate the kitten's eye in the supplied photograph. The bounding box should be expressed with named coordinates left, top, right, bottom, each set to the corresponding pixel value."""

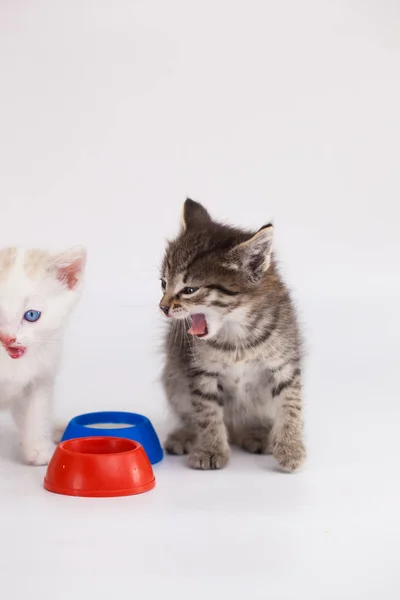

left=24, top=310, right=41, bottom=323
left=181, top=286, right=199, bottom=295
left=161, top=279, right=167, bottom=291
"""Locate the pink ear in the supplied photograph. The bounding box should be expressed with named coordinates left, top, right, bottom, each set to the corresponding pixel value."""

left=53, top=247, right=86, bottom=290
left=57, top=261, right=81, bottom=290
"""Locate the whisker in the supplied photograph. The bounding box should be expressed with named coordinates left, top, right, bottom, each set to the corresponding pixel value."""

left=179, top=320, right=185, bottom=351
left=184, top=316, right=196, bottom=359
left=170, top=320, right=178, bottom=355
left=121, top=304, right=152, bottom=308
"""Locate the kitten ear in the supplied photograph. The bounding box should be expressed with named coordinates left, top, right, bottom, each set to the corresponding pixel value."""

left=50, top=246, right=86, bottom=290
left=181, top=198, right=212, bottom=231
left=228, top=224, right=273, bottom=283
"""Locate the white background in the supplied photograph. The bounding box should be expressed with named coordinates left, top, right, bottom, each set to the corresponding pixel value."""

left=1, top=1, right=399, bottom=598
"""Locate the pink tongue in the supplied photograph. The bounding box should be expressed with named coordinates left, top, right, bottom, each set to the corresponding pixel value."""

left=188, top=313, right=207, bottom=336
left=8, top=347, right=25, bottom=359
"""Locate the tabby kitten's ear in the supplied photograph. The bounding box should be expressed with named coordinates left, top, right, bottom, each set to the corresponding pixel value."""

left=227, top=224, right=273, bottom=283
left=181, top=198, right=212, bottom=231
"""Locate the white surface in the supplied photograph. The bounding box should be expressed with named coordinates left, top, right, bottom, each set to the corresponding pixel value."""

left=0, top=1, right=399, bottom=598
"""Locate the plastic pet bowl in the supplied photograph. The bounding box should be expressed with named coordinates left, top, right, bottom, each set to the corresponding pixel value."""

left=61, top=411, right=163, bottom=465
left=44, top=436, right=155, bottom=497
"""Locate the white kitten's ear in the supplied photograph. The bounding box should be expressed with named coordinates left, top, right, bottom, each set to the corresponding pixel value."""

left=227, top=224, right=273, bottom=283
left=181, top=198, right=212, bottom=231
left=50, top=246, right=86, bottom=290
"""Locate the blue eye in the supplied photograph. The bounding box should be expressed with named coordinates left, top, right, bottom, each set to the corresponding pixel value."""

left=24, top=310, right=41, bottom=322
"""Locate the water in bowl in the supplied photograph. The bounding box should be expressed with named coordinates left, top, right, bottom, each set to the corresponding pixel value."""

left=84, top=423, right=134, bottom=429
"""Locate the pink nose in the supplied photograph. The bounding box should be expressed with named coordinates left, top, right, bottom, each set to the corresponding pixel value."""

left=0, top=334, right=16, bottom=347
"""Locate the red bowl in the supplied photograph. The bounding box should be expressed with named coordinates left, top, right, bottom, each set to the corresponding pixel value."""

left=44, top=437, right=155, bottom=497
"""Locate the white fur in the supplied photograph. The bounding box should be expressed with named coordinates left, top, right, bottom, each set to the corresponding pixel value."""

left=0, top=247, right=85, bottom=465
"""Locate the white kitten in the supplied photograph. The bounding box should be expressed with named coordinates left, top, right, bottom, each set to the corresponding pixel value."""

left=0, top=246, right=86, bottom=465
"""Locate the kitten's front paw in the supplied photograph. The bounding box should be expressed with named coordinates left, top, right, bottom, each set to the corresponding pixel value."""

left=22, top=440, right=56, bottom=466
left=273, top=440, right=306, bottom=473
left=165, top=428, right=196, bottom=455
left=188, top=446, right=230, bottom=470
left=238, top=427, right=272, bottom=455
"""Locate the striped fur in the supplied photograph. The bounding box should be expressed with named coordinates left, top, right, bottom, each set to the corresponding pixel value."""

left=161, top=199, right=305, bottom=472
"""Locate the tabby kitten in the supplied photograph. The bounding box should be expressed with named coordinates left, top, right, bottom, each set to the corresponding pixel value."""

left=160, top=199, right=305, bottom=472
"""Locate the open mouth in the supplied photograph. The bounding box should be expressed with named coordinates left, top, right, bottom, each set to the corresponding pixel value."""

left=7, top=346, right=26, bottom=359
left=188, top=313, right=208, bottom=338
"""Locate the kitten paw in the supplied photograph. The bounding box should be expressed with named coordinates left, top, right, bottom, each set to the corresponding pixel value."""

left=237, top=427, right=272, bottom=454
left=22, top=440, right=56, bottom=466
left=273, top=440, right=306, bottom=472
left=165, top=428, right=196, bottom=455
left=188, top=447, right=230, bottom=470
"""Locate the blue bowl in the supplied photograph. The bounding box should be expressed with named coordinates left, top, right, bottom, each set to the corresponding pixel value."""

left=61, top=411, right=163, bottom=465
